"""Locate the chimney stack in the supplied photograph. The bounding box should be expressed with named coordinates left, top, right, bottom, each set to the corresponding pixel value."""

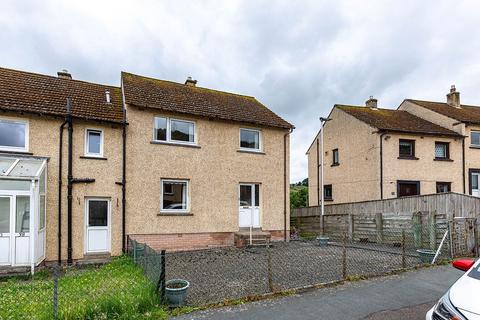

left=447, top=85, right=461, bottom=108
left=57, top=69, right=72, bottom=80
left=185, top=76, right=197, bottom=87
left=366, top=96, right=378, bottom=109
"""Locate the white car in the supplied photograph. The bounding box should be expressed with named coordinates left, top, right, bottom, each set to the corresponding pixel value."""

left=427, top=258, right=480, bottom=320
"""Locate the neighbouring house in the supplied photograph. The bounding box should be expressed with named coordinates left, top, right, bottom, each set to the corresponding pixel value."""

left=307, top=94, right=464, bottom=205
left=0, top=66, right=293, bottom=271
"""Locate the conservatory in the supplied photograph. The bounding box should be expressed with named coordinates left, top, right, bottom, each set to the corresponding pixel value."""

left=0, top=156, right=47, bottom=273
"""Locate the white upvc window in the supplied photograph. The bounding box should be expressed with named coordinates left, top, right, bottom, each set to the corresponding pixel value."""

left=471, top=131, right=480, bottom=147
left=239, top=128, right=261, bottom=151
left=154, top=117, right=196, bottom=145
left=85, top=129, right=104, bottom=157
left=0, top=117, right=29, bottom=152
left=160, top=179, right=189, bottom=213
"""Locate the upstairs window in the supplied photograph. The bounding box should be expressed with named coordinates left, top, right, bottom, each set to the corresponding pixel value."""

left=399, top=139, right=415, bottom=158
left=0, top=118, right=28, bottom=152
left=471, top=131, right=480, bottom=147
left=154, top=117, right=196, bottom=144
left=85, top=129, right=103, bottom=157
left=434, top=142, right=450, bottom=160
left=324, top=184, right=333, bottom=201
left=240, top=128, right=261, bottom=151
left=332, top=149, right=339, bottom=165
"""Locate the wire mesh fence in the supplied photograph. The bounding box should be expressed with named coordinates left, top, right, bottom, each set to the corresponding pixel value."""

left=0, top=218, right=478, bottom=318
left=167, top=218, right=478, bottom=306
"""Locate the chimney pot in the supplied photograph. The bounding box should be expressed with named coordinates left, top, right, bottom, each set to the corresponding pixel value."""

left=105, top=90, right=111, bottom=104
left=57, top=69, right=72, bottom=80
left=366, top=96, right=378, bottom=109
left=447, top=85, right=461, bottom=108
left=185, top=76, right=197, bottom=87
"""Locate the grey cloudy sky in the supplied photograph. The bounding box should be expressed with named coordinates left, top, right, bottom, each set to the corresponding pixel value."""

left=2, top=0, right=480, bottom=182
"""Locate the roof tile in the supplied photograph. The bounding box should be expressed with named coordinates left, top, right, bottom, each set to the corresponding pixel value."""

left=0, top=67, right=124, bottom=123
left=121, top=72, right=293, bottom=129
left=407, top=99, right=480, bottom=124
left=337, top=104, right=461, bottom=137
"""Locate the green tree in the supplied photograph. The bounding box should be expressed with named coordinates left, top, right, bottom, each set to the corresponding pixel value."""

left=290, top=186, right=308, bottom=209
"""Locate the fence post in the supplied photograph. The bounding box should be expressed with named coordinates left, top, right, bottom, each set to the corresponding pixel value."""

left=401, top=230, right=406, bottom=269
left=133, top=239, right=137, bottom=263
left=428, top=211, right=437, bottom=250
left=375, top=212, right=383, bottom=244
left=266, top=240, right=274, bottom=292
left=448, top=220, right=454, bottom=258
left=348, top=214, right=354, bottom=241
left=53, top=263, right=58, bottom=320
left=157, top=250, right=166, bottom=304
left=342, top=232, right=347, bottom=280
left=412, top=212, right=422, bottom=248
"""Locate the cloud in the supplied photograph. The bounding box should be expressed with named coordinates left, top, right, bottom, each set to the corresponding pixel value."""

left=1, top=0, right=480, bottom=182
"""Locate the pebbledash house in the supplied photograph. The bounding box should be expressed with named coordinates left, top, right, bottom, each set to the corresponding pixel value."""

left=0, top=66, right=293, bottom=272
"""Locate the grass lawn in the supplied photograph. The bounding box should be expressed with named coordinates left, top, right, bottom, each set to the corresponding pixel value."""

left=0, top=256, right=168, bottom=320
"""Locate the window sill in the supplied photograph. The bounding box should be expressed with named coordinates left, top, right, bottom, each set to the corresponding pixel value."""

left=0, top=150, right=33, bottom=155
left=433, top=158, right=453, bottom=162
left=80, top=156, right=108, bottom=160
left=323, top=198, right=334, bottom=202
left=237, top=149, right=265, bottom=155
left=331, top=163, right=339, bottom=167
left=151, top=141, right=201, bottom=149
left=397, top=156, right=419, bottom=160
left=158, top=212, right=193, bottom=216
left=469, top=145, right=480, bottom=149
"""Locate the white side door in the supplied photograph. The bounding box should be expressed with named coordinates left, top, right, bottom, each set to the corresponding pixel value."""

left=472, top=173, right=480, bottom=197
left=239, top=184, right=260, bottom=228
left=13, top=195, right=30, bottom=265
left=85, top=199, right=111, bottom=253
left=0, top=196, right=12, bottom=265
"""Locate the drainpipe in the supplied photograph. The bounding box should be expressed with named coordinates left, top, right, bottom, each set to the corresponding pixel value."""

left=284, top=128, right=293, bottom=241
left=58, top=120, right=67, bottom=264
left=316, top=138, right=320, bottom=206
left=121, top=80, right=127, bottom=252
left=379, top=132, right=387, bottom=200
left=121, top=110, right=127, bottom=252
left=462, top=137, right=466, bottom=194
left=66, top=98, right=73, bottom=265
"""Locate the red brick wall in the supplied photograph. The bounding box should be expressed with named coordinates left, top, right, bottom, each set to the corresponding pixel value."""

left=129, top=230, right=287, bottom=251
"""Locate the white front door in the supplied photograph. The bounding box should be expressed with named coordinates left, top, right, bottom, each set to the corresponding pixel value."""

left=0, top=196, right=12, bottom=265
left=0, top=195, right=30, bottom=266
left=85, top=198, right=110, bottom=253
left=239, top=184, right=260, bottom=228
left=472, top=173, right=480, bottom=197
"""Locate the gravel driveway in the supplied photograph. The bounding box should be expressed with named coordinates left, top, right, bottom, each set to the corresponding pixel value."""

left=166, top=240, right=426, bottom=306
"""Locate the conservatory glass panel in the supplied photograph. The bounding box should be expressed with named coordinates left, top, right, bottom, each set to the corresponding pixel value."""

left=0, top=159, right=15, bottom=175
left=9, top=160, right=42, bottom=177
left=0, top=180, right=30, bottom=191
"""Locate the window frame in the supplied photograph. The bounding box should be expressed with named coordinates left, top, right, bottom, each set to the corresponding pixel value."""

left=398, top=139, right=416, bottom=158
left=85, top=128, right=104, bottom=157
left=434, top=141, right=450, bottom=160
left=153, top=116, right=197, bottom=145
left=332, top=149, right=339, bottom=166
left=436, top=182, right=451, bottom=193
left=160, top=179, right=190, bottom=214
left=239, top=128, right=262, bottom=152
left=471, top=131, right=480, bottom=147
left=397, top=180, right=420, bottom=197
left=323, top=184, right=333, bottom=201
left=0, top=117, right=29, bottom=152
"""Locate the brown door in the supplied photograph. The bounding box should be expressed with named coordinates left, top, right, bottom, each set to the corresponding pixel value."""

left=397, top=181, right=420, bottom=197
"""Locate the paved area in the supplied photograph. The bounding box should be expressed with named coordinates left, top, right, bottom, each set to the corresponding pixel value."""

left=173, top=265, right=463, bottom=320
left=167, top=240, right=423, bottom=305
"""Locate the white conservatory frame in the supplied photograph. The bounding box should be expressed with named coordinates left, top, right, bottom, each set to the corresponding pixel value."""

left=0, top=155, right=48, bottom=274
